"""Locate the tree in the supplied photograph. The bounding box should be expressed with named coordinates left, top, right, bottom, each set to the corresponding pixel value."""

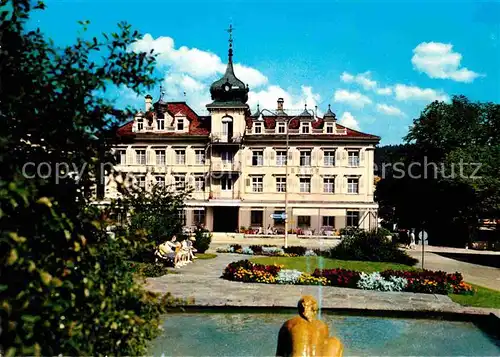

left=0, top=2, right=178, bottom=355
left=375, top=96, right=500, bottom=246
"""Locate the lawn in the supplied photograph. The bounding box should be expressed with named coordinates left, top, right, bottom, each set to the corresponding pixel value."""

left=250, top=256, right=416, bottom=273
left=196, top=253, right=217, bottom=259
left=449, top=284, right=500, bottom=309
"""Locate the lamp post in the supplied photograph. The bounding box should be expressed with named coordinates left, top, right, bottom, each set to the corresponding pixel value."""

left=257, top=107, right=315, bottom=248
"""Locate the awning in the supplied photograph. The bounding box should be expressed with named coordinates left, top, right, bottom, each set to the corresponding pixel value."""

left=319, top=209, right=345, bottom=216
left=292, top=208, right=319, bottom=216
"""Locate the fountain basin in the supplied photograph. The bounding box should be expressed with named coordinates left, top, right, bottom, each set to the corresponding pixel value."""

left=150, top=309, right=499, bottom=356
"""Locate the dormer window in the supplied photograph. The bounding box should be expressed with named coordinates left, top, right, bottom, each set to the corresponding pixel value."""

left=254, top=122, right=263, bottom=134
left=277, top=122, right=286, bottom=134
left=137, top=118, right=144, bottom=131
left=157, top=117, right=165, bottom=130
left=326, top=123, right=334, bottom=134
left=301, top=123, right=310, bottom=134
left=176, top=118, right=184, bottom=131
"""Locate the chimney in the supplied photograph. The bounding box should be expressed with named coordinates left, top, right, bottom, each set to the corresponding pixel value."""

left=145, top=94, right=153, bottom=111
left=277, top=98, right=284, bottom=111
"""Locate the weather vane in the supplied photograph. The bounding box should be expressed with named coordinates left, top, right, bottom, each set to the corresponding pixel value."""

left=227, top=24, right=233, bottom=47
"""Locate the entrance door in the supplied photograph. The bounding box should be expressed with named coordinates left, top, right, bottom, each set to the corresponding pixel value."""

left=213, top=206, right=239, bottom=232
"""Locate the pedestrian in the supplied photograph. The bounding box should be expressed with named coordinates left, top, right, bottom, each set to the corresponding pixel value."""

left=409, top=230, right=416, bottom=250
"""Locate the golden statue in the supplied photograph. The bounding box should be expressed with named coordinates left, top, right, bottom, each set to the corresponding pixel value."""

left=276, top=296, right=344, bottom=357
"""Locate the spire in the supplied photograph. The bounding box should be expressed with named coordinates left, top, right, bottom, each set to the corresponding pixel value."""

left=300, top=103, right=312, bottom=116
left=227, top=24, right=234, bottom=65
left=324, top=104, right=336, bottom=120
left=252, top=103, right=261, bottom=117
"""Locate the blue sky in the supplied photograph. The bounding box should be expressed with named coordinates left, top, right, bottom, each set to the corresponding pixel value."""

left=27, top=0, right=500, bottom=144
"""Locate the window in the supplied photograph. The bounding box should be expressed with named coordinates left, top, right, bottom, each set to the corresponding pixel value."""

left=250, top=210, right=263, bottom=226
left=326, top=123, right=334, bottom=133
left=347, top=177, right=359, bottom=194
left=277, top=122, right=286, bottom=134
left=195, top=149, right=205, bottom=165
left=297, top=216, right=311, bottom=227
left=178, top=209, right=186, bottom=225
left=346, top=210, right=360, bottom=227
left=155, top=176, right=165, bottom=187
left=174, top=175, right=185, bottom=190
left=193, top=209, right=205, bottom=225
left=137, top=175, right=145, bottom=189
left=276, top=150, right=287, bottom=166
left=156, top=149, right=166, bottom=165
left=252, top=176, right=263, bottom=192
left=137, top=118, right=143, bottom=131
left=300, top=150, right=311, bottom=166
left=176, top=118, right=184, bottom=131
left=157, top=117, right=165, bottom=130
left=322, top=216, right=335, bottom=227
left=323, top=177, right=335, bottom=193
left=348, top=151, right=360, bottom=167
left=175, top=149, right=185, bottom=165
left=301, top=123, right=310, bottom=134
left=221, top=151, right=233, bottom=164
left=252, top=150, right=263, bottom=166
left=194, top=176, right=205, bottom=191
left=324, top=151, right=335, bottom=166
left=135, top=149, right=146, bottom=165
left=117, top=149, right=126, bottom=164
left=221, top=177, right=232, bottom=191
left=276, top=177, right=286, bottom=192
left=254, top=122, right=262, bottom=134
left=299, top=177, right=311, bottom=193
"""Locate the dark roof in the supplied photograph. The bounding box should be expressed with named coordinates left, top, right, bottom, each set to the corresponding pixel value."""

left=323, top=104, right=336, bottom=120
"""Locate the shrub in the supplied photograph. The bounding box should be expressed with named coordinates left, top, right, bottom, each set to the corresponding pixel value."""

left=356, top=272, right=407, bottom=292
left=283, top=246, right=307, bottom=256
left=194, top=227, right=212, bottom=253
left=313, top=268, right=360, bottom=288
left=380, top=269, right=463, bottom=295
left=329, top=229, right=418, bottom=265
left=230, top=244, right=243, bottom=252
left=221, top=260, right=281, bottom=283
left=377, top=227, right=392, bottom=236
left=249, top=245, right=263, bottom=254
left=262, top=246, right=284, bottom=255
left=276, top=269, right=303, bottom=284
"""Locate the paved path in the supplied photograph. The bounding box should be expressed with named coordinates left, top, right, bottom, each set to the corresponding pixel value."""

left=146, top=253, right=499, bottom=316
left=407, top=250, right=500, bottom=291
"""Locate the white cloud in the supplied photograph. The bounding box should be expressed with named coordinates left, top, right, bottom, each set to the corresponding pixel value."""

left=393, top=84, right=449, bottom=102
left=333, top=89, right=372, bottom=108
left=376, top=87, right=393, bottom=95
left=411, top=42, right=483, bottom=83
left=248, top=85, right=321, bottom=114
left=338, top=112, right=360, bottom=130
left=340, top=71, right=377, bottom=90
left=376, top=103, right=405, bottom=117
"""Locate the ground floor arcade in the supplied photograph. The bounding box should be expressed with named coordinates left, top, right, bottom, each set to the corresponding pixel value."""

left=182, top=202, right=378, bottom=234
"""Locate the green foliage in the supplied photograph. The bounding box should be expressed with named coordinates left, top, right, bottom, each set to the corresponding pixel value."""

left=110, top=183, right=191, bottom=261
left=376, top=95, right=500, bottom=246
left=0, top=2, right=178, bottom=355
left=127, top=261, right=170, bottom=278
left=329, top=230, right=418, bottom=266
left=193, top=227, right=212, bottom=253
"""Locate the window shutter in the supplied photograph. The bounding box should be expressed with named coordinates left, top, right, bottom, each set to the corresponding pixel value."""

left=360, top=150, right=365, bottom=163
left=359, top=177, right=364, bottom=190
left=342, top=151, right=347, bottom=160
left=126, top=148, right=134, bottom=165
left=147, top=149, right=154, bottom=165
left=246, top=151, right=252, bottom=166
left=317, top=150, right=324, bottom=166
left=293, top=150, right=300, bottom=166
left=245, top=177, right=251, bottom=187
left=271, top=151, right=276, bottom=160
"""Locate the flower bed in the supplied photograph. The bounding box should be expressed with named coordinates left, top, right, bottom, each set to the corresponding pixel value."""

left=221, top=260, right=475, bottom=296
left=216, top=244, right=324, bottom=257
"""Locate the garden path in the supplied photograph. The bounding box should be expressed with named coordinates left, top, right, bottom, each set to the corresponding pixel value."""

left=145, top=253, right=498, bottom=316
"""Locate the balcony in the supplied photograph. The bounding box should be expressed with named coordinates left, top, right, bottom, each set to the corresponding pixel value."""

left=208, top=190, right=241, bottom=205
left=210, top=132, right=243, bottom=145
left=210, top=160, right=241, bottom=174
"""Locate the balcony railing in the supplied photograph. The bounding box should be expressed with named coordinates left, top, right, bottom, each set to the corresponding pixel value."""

left=210, top=161, right=241, bottom=172
left=208, top=190, right=241, bottom=200
left=210, top=132, right=243, bottom=144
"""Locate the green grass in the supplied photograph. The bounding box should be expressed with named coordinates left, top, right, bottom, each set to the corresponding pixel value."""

left=250, top=256, right=416, bottom=273
left=196, top=253, right=217, bottom=260
left=449, top=283, right=500, bottom=309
